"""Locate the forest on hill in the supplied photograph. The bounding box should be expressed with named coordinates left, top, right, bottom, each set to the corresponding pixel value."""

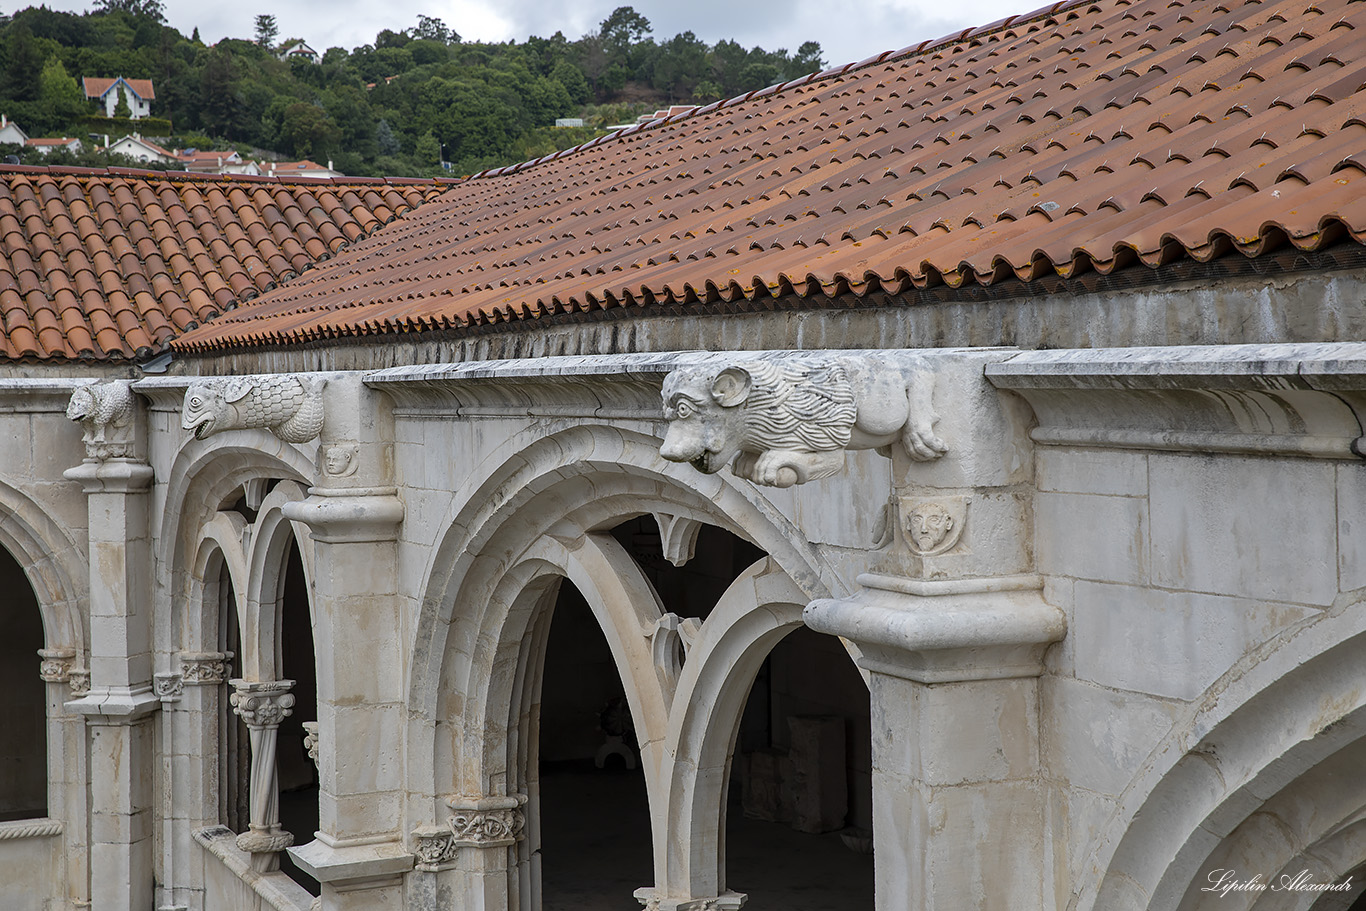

left=0, top=0, right=826, bottom=177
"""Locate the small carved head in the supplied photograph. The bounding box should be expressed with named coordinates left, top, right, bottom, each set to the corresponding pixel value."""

left=323, top=445, right=358, bottom=477
left=906, top=502, right=955, bottom=553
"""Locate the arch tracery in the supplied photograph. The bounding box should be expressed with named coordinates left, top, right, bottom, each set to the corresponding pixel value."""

left=412, top=423, right=849, bottom=907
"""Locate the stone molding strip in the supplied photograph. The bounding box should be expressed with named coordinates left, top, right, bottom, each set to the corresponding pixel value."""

left=987, top=342, right=1366, bottom=460
left=0, top=818, right=63, bottom=840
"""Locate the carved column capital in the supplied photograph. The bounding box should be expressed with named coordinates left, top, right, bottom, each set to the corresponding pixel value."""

left=153, top=673, right=183, bottom=702
left=179, top=651, right=232, bottom=685
left=444, top=795, right=527, bottom=848
left=37, top=647, right=77, bottom=683
left=410, top=825, right=457, bottom=871
left=302, top=721, right=319, bottom=769
left=229, top=679, right=295, bottom=728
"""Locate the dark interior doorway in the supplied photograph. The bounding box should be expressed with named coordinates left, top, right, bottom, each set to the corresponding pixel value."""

left=277, top=538, right=320, bottom=896
left=0, top=545, right=47, bottom=821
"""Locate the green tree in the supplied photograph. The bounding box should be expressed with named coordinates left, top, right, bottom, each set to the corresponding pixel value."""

left=92, top=0, right=165, bottom=22
left=412, top=15, right=457, bottom=44
left=415, top=130, right=439, bottom=165
left=113, top=86, right=132, bottom=119
left=254, top=14, right=277, bottom=48
left=39, top=57, right=87, bottom=128
left=280, top=102, right=339, bottom=158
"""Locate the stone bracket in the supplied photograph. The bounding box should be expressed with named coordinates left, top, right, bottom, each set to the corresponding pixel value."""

left=281, top=492, right=404, bottom=543
left=804, top=573, right=1065, bottom=683
left=64, top=686, right=162, bottom=718
left=287, top=838, right=414, bottom=886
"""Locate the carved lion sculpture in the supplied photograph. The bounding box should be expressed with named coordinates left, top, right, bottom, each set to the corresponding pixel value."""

left=181, top=375, right=326, bottom=443
left=659, top=355, right=947, bottom=487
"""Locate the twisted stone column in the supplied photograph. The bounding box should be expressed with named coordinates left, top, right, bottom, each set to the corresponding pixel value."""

left=229, top=679, right=295, bottom=870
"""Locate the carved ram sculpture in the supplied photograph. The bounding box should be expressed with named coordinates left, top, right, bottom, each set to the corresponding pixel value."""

left=181, top=375, right=326, bottom=443
left=659, top=355, right=946, bottom=487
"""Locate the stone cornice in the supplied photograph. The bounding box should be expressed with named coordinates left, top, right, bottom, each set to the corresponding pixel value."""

left=0, top=378, right=98, bottom=412
left=987, top=342, right=1366, bottom=459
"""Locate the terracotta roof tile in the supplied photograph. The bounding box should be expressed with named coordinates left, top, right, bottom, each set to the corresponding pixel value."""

left=163, top=0, right=1366, bottom=353
left=0, top=168, right=449, bottom=361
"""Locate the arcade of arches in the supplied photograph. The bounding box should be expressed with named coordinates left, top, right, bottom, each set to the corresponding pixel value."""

left=1, top=345, right=1366, bottom=911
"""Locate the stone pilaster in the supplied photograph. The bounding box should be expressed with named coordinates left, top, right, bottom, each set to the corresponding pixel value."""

left=159, top=652, right=232, bottom=911
left=229, top=679, right=295, bottom=871
left=280, top=374, right=413, bottom=910
left=801, top=352, right=1066, bottom=911
left=63, top=454, right=159, bottom=911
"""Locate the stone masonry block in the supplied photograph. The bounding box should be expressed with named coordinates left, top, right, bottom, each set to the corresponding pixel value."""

left=1149, top=454, right=1335, bottom=605
left=1037, top=448, right=1148, bottom=497
left=1072, top=581, right=1315, bottom=700
left=1036, top=491, right=1148, bottom=585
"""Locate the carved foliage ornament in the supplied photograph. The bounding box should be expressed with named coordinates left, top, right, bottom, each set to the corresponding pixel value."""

left=181, top=375, right=326, bottom=444
left=411, top=826, right=457, bottom=870
left=179, top=652, right=232, bottom=685
left=448, top=807, right=525, bottom=847
left=660, top=355, right=947, bottom=488
left=67, top=380, right=137, bottom=461
left=37, top=648, right=76, bottom=683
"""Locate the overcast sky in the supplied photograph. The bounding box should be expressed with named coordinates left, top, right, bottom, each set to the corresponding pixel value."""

left=51, top=0, right=1028, bottom=71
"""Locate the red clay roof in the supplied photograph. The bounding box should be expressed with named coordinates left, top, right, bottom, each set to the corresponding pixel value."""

left=82, top=77, right=156, bottom=101
left=175, top=0, right=1366, bottom=353
left=0, top=168, right=449, bottom=361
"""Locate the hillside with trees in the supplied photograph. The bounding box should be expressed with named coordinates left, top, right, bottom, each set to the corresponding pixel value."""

left=0, top=1, right=825, bottom=177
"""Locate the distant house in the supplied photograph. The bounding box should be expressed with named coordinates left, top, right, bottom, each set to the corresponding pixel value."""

left=26, top=137, right=82, bottom=156
left=82, top=77, right=155, bottom=120
left=636, top=105, right=696, bottom=124
left=278, top=41, right=320, bottom=64
left=0, top=115, right=29, bottom=146
left=172, top=148, right=261, bottom=176
left=104, top=134, right=174, bottom=164
left=262, top=159, right=343, bottom=179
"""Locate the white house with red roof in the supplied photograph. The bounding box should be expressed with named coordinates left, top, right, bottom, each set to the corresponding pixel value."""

left=104, top=134, right=174, bottom=164
left=82, top=76, right=155, bottom=119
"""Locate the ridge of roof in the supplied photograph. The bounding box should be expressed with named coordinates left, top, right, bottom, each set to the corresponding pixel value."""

left=0, top=162, right=459, bottom=187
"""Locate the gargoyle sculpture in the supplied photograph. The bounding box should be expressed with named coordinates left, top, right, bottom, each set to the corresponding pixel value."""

left=67, top=380, right=137, bottom=460
left=659, top=355, right=946, bottom=487
left=182, top=375, right=326, bottom=443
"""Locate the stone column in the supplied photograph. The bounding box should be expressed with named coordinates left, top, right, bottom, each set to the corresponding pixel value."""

left=38, top=648, right=91, bottom=911
left=155, top=652, right=232, bottom=911
left=794, top=352, right=1066, bottom=911
left=63, top=445, right=159, bottom=911
left=281, top=374, right=413, bottom=909
left=228, top=679, right=296, bottom=872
